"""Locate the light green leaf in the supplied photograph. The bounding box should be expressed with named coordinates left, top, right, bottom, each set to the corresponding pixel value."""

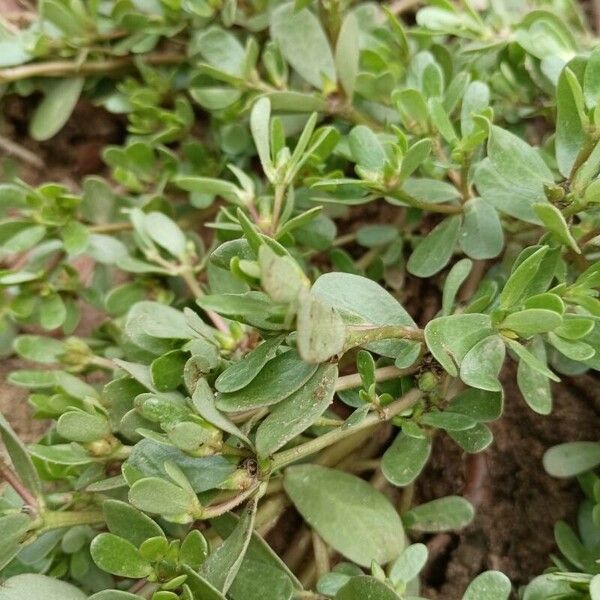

left=0, top=413, right=41, bottom=497
left=487, top=125, right=553, bottom=194
left=459, top=198, right=503, bottom=259
left=407, top=216, right=461, bottom=277
left=284, top=465, right=405, bottom=566
left=336, top=576, right=402, bottom=599
left=271, top=3, right=336, bottom=90
left=459, top=334, right=505, bottom=392
left=533, top=203, right=579, bottom=253
left=0, top=574, right=86, bottom=600
left=128, top=477, right=197, bottom=518
left=403, top=496, right=474, bottom=532
left=296, top=291, right=346, bottom=364
left=142, top=212, right=188, bottom=258
left=462, top=571, right=511, bottom=600
left=382, top=433, right=431, bottom=487
left=501, top=309, right=562, bottom=337
left=335, top=12, right=359, bottom=99
left=103, top=499, right=164, bottom=547
left=442, top=259, right=472, bottom=316
left=500, top=247, right=549, bottom=309
left=90, top=532, right=152, bottom=578
left=312, top=272, right=418, bottom=360
left=29, top=78, right=84, bottom=141
left=256, top=364, right=337, bottom=456
left=250, top=98, right=274, bottom=179
left=192, top=378, right=252, bottom=447
left=517, top=338, right=552, bottom=415
left=56, top=411, right=110, bottom=443
left=201, top=497, right=258, bottom=593
left=543, top=442, right=600, bottom=477
left=193, top=26, right=246, bottom=76
left=389, top=543, right=428, bottom=585
left=217, top=350, right=317, bottom=412
left=424, top=313, right=493, bottom=377
left=348, top=126, right=387, bottom=172
left=556, top=67, right=587, bottom=178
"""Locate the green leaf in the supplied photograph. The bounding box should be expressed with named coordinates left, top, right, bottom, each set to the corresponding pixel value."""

left=403, top=496, right=474, bottom=532
left=501, top=309, right=562, bottom=337
left=533, top=203, right=579, bottom=253
left=556, top=67, right=587, bottom=178
left=256, top=364, right=338, bottom=456
left=382, top=433, right=431, bottom=487
left=449, top=423, right=493, bottom=453
left=348, top=126, right=387, bottom=172
left=103, top=499, right=164, bottom=547
left=211, top=513, right=302, bottom=590
left=461, top=81, right=490, bottom=137
left=90, top=532, right=152, bottom=578
left=486, top=125, right=553, bottom=196
left=216, top=337, right=283, bottom=393
left=151, top=350, right=186, bottom=392
left=127, top=440, right=234, bottom=493
left=13, top=335, right=65, bottom=363
left=548, top=332, right=595, bottom=361
left=56, top=411, right=110, bottom=443
left=424, top=313, right=493, bottom=377
left=192, top=378, right=252, bottom=447
left=284, top=465, right=405, bottom=566
left=0, top=513, right=32, bottom=570
left=336, top=576, right=402, bottom=599
left=182, top=566, right=227, bottom=600
left=180, top=530, right=209, bottom=569
left=193, top=26, right=246, bottom=76
left=459, top=334, right=505, bottom=392
left=217, top=350, right=318, bottom=412
left=407, top=216, right=461, bottom=277
left=401, top=139, right=432, bottom=180
left=459, top=198, right=503, bottom=259
left=228, top=559, right=295, bottom=600
left=462, top=571, right=511, bottom=600
left=142, top=212, right=188, bottom=258
left=506, top=339, right=559, bottom=381
left=543, top=442, right=600, bottom=477
left=126, top=302, right=194, bottom=343
left=201, top=497, right=258, bottom=593
left=389, top=543, right=428, bottom=585
left=335, top=12, right=359, bottom=99
left=259, top=245, right=307, bottom=304
left=442, top=258, right=472, bottom=316
left=447, top=389, right=503, bottom=424
left=89, top=592, right=143, bottom=599
left=296, top=291, right=346, bottom=363
left=271, top=3, right=336, bottom=90
left=250, top=98, right=274, bottom=179
left=128, top=477, right=197, bottom=518
left=0, top=574, right=86, bottom=600
left=312, top=272, right=418, bottom=359
left=0, top=413, right=41, bottom=497
left=517, top=338, right=552, bottom=414
left=584, top=47, right=600, bottom=109
left=500, top=247, right=549, bottom=309
left=29, top=78, right=84, bottom=141
left=420, top=411, right=477, bottom=431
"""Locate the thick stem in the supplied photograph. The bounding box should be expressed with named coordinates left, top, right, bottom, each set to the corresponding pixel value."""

left=180, top=268, right=230, bottom=334
left=335, top=364, right=419, bottom=392
left=41, top=510, right=104, bottom=532
left=0, top=52, right=185, bottom=83
left=0, top=460, right=39, bottom=515
left=200, top=482, right=260, bottom=519
left=270, top=389, right=423, bottom=470
left=344, top=324, right=424, bottom=351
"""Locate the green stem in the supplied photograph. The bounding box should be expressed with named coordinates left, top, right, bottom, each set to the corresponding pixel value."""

left=387, top=189, right=463, bottom=214
left=41, top=510, right=104, bottom=532
left=0, top=52, right=185, bottom=83
left=200, top=483, right=261, bottom=520
left=270, top=389, right=423, bottom=470
left=335, top=364, right=419, bottom=392
left=271, top=184, right=287, bottom=233
left=344, top=324, right=424, bottom=351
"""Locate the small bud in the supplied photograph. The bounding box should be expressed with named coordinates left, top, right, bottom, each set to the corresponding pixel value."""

left=418, top=371, right=439, bottom=392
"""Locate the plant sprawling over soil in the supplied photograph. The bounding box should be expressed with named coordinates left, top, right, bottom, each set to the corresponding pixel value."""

left=0, top=0, right=599, bottom=599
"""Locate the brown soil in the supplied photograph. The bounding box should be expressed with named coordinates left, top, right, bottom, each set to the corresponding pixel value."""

left=416, top=368, right=600, bottom=599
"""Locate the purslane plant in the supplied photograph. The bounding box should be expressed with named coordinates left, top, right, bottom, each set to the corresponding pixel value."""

left=0, top=1, right=599, bottom=599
